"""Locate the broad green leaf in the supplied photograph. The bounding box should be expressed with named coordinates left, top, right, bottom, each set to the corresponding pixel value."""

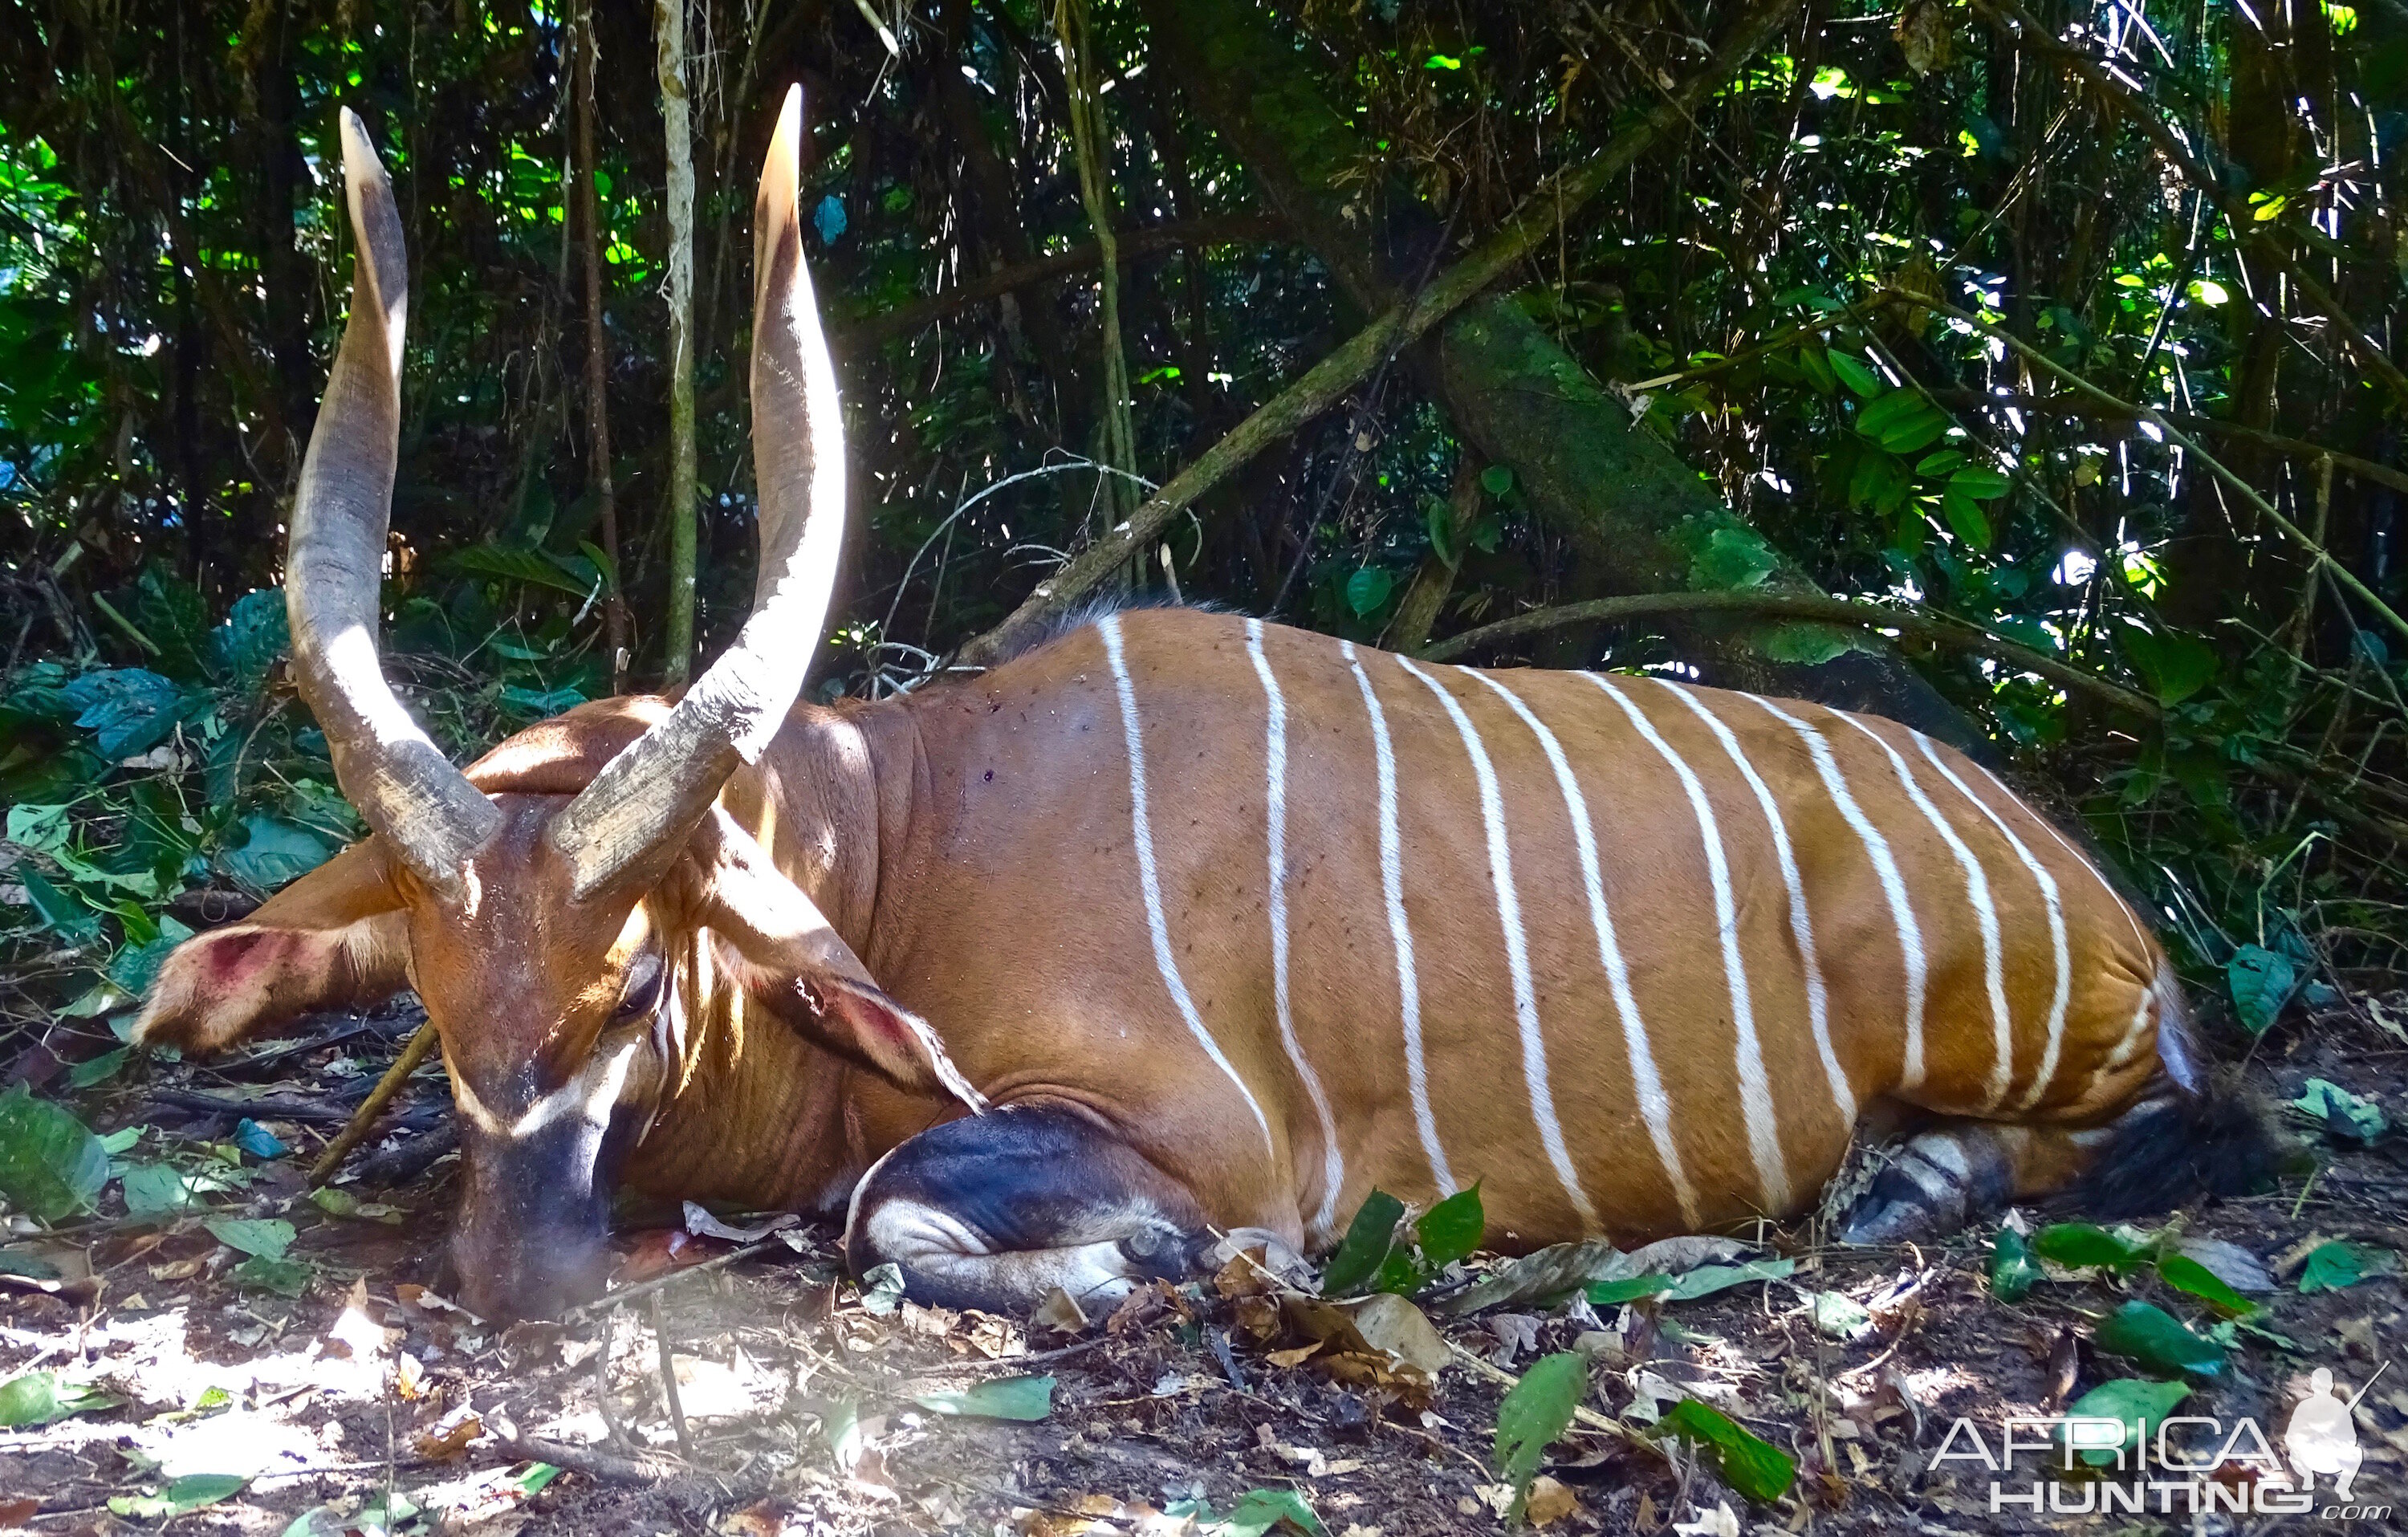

left=0, top=1248, right=62, bottom=1279
left=0, top=1370, right=122, bottom=1427
left=1916, top=449, right=1968, bottom=475
left=913, top=1374, right=1055, bottom=1421
left=2229, top=946, right=2300, bottom=1039
left=108, top=933, right=183, bottom=997
left=1662, top=1257, right=1796, bottom=1300
left=2093, top=1299, right=2226, bottom=1376
left=2290, top=1078, right=2386, bottom=1141
left=1948, top=465, right=2013, bottom=501
left=2120, top=625, right=2219, bottom=705
left=220, top=814, right=336, bottom=893
left=1990, top=1226, right=2043, bottom=1302
left=209, top=588, right=291, bottom=689
left=1828, top=352, right=1882, bottom=397
left=64, top=1047, right=128, bottom=1089
left=1874, top=401, right=1948, bottom=454
left=1941, top=490, right=1993, bottom=550
left=109, top=1474, right=250, bottom=1519
left=1585, top=1274, right=1674, bottom=1307
left=18, top=868, right=100, bottom=945
left=1344, top=566, right=1394, bottom=618
left=1321, top=1189, right=1405, bottom=1296
left=62, top=668, right=185, bottom=758
left=2298, top=1241, right=2391, bottom=1294
left=1811, top=1291, right=1873, bottom=1340
left=0, top=1084, right=109, bottom=1221
left=1479, top=464, right=1514, bottom=497
left=230, top=1254, right=311, bottom=1296
left=4, top=802, right=71, bottom=854
left=123, top=1161, right=201, bottom=1217
left=2032, top=1222, right=2150, bottom=1273
left=1494, top=1352, right=1585, bottom=1520
left=1209, top=1488, right=1324, bottom=1537
left=2155, top=1254, right=2255, bottom=1316
left=2062, top=1378, right=2189, bottom=1465
left=1414, top=1184, right=1485, bottom=1270
left=1689, top=525, right=1780, bottom=591
left=233, top=1119, right=288, bottom=1159
left=205, top=1216, right=295, bottom=1258
left=1796, top=346, right=1837, bottom=395
left=1761, top=622, right=1858, bottom=665
left=858, top=1261, right=905, bottom=1315
left=1655, top=1398, right=1796, bottom=1502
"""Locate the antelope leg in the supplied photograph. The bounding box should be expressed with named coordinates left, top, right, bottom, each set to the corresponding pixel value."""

left=843, top=1102, right=1211, bottom=1313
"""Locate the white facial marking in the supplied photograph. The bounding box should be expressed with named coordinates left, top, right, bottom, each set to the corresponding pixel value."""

left=1654, top=683, right=1855, bottom=1128
left=1246, top=620, right=1346, bottom=1239
left=1745, top=695, right=1930, bottom=1088
left=448, top=1033, right=645, bottom=1141
left=1908, top=733, right=2071, bottom=1112
left=1098, top=616, right=1275, bottom=1153
left=1584, top=675, right=1790, bottom=1214
left=1832, top=714, right=2013, bottom=1110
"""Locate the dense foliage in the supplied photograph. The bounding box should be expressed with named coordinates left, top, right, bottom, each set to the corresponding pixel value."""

left=2, top=0, right=2402, bottom=1047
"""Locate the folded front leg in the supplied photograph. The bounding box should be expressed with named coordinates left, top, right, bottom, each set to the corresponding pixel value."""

left=844, top=1103, right=1212, bottom=1313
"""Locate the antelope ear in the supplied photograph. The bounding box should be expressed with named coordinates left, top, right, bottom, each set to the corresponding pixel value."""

left=136, top=840, right=409, bottom=1055
left=695, top=814, right=985, bottom=1111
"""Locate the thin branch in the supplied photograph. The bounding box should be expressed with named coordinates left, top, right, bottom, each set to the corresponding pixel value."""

left=958, top=0, right=1798, bottom=666
left=307, top=1020, right=440, bottom=1186
left=1422, top=588, right=2161, bottom=718
left=1930, top=391, right=2408, bottom=498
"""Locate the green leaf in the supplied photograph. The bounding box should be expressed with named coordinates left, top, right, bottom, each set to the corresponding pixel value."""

left=1662, top=1258, right=1796, bottom=1300
left=2290, top=1078, right=2387, bottom=1142
left=108, top=932, right=185, bottom=997
left=5, top=801, right=71, bottom=855
left=1940, top=490, right=1993, bottom=550
left=108, top=1473, right=250, bottom=1519
left=1873, top=401, right=1948, bottom=454
left=2155, top=1254, right=2255, bottom=1316
left=1479, top=464, right=1514, bottom=497
left=62, top=668, right=185, bottom=758
left=2298, top=1241, right=2390, bottom=1294
left=1655, top=1398, right=1796, bottom=1502
left=2228, top=946, right=2300, bottom=1038
left=1494, top=1352, right=1585, bottom=1519
left=0, top=1084, right=110, bottom=1222
left=0, top=1370, right=121, bottom=1427
left=123, top=1161, right=201, bottom=1218
left=2032, top=1222, right=2150, bottom=1273
left=219, top=814, right=336, bottom=893
left=1796, top=346, right=1837, bottom=396
left=233, top=1119, right=288, bottom=1160
left=1828, top=352, right=1882, bottom=397
left=1344, top=567, right=1395, bottom=619
left=1915, top=449, right=1968, bottom=475
left=0, top=1247, right=62, bottom=1279
left=209, top=588, right=291, bottom=689
left=1990, top=1226, right=2043, bottom=1302
left=64, top=1047, right=128, bottom=1089
left=2121, top=625, right=2219, bottom=705
left=230, top=1254, right=312, bottom=1296
left=205, top=1216, right=295, bottom=1258
left=2062, top=1378, right=2189, bottom=1465
left=1414, top=1184, right=1485, bottom=1270
left=1811, top=1291, right=1873, bottom=1340
left=18, top=868, right=100, bottom=945
left=1210, top=1487, right=1324, bottom=1537
left=1321, top=1190, right=1405, bottom=1297
left=1689, top=526, right=1781, bottom=591
left=1585, top=1274, right=1674, bottom=1307
left=2093, top=1299, right=2227, bottom=1377
left=1761, top=623, right=1858, bottom=666
left=1424, top=498, right=1458, bottom=568
left=913, top=1374, right=1055, bottom=1421
left=1948, top=466, right=2013, bottom=501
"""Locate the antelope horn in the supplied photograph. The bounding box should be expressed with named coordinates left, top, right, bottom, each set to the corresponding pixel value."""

left=287, top=109, right=500, bottom=900
left=547, top=86, right=844, bottom=901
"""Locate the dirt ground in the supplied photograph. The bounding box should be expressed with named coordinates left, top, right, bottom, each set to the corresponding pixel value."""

left=3, top=990, right=2404, bottom=1536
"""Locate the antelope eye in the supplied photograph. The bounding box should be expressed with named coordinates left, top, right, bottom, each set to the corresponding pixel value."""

left=614, top=954, right=665, bottom=1022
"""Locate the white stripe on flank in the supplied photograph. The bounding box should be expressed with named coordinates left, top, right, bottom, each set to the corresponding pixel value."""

left=1832, top=713, right=2015, bottom=1108
left=1097, top=616, right=1273, bottom=1153
left=1747, top=696, right=1930, bottom=1087
left=1247, top=620, right=1346, bottom=1238
left=1655, top=683, right=1855, bottom=1128
left=1584, top=674, right=1792, bottom=1214
left=1396, top=658, right=1596, bottom=1230
left=1343, top=641, right=1455, bottom=1195
left=1907, top=732, right=2071, bottom=1112
left=1464, top=668, right=1676, bottom=1229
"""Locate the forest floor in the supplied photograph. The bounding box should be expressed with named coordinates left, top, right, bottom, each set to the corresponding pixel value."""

left=2, top=991, right=2405, bottom=1537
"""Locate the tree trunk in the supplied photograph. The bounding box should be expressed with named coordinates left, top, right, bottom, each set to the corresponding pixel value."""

left=656, top=0, right=700, bottom=685
left=1135, top=0, right=1983, bottom=749
left=574, top=0, right=629, bottom=688
left=1053, top=0, right=1138, bottom=521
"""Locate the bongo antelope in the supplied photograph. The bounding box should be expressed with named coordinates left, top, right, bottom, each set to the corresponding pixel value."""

left=137, top=92, right=2257, bottom=1322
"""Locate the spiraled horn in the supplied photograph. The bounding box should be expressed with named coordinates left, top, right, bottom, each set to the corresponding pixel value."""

left=545, top=86, right=845, bottom=901
left=287, top=109, right=499, bottom=899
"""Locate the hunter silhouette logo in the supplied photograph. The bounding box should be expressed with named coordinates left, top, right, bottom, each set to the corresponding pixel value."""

left=2285, top=1364, right=2381, bottom=1501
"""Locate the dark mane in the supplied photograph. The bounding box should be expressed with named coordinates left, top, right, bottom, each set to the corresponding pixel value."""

left=975, top=593, right=1223, bottom=669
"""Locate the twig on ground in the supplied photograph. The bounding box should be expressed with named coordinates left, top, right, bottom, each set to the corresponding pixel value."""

left=493, top=1427, right=681, bottom=1484
left=309, top=1020, right=441, bottom=1185
left=651, top=1291, right=696, bottom=1461
left=562, top=1235, right=798, bottom=1323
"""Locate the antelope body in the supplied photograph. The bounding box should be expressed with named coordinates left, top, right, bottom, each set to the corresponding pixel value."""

left=138, top=94, right=2247, bottom=1323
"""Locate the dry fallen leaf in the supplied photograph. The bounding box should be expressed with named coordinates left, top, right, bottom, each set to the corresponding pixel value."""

left=1033, top=1287, right=1090, bottom=1335
left=411, top=1408, right=484, bottom=1460
left=1671, top=1500, right=1740, bottom=1537
left=327, top=1277, right=393, bottom=1363
left=718, top=1499, right=789, bottom=1536
left=1344, top=1293, right=1450, bottom=1376
left=1526, top=1475, right=1580, bottom=1527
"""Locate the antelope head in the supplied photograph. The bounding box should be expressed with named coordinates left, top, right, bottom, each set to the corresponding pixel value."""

left=136, top=92, right=959, bottom=1322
